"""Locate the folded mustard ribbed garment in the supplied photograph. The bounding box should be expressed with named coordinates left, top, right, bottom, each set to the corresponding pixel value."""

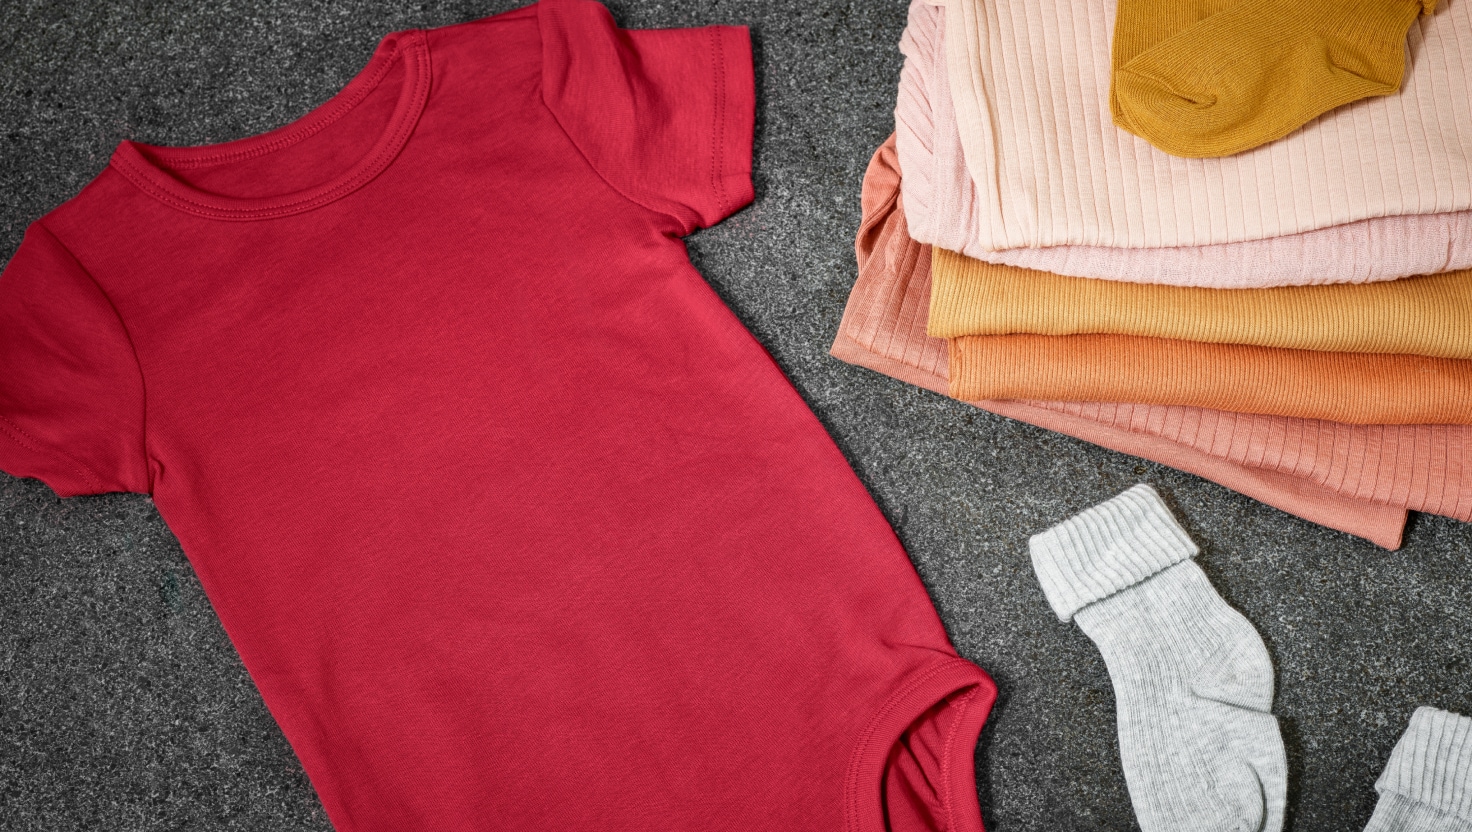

left=948, top=334, right=1472, bottom=425
left=928, top=247, right=1472, bottom=359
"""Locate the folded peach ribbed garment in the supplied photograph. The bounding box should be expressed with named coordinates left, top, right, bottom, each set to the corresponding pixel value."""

left=948, top=334, right=1472, bottom=425
left=928, top=248, right=1472, bottom=359
left=895, top=0, right=1472, bottom=287
left=832, top=138, right=1410, bottom=547
left=938, top=0, right=1472, bottom=249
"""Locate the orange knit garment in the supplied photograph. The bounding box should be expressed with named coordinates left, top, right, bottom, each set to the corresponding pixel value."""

left=948, top=334, right=1472, bottom=425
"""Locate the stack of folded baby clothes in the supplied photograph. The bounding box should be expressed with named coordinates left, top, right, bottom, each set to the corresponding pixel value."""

left=832, top=0, right=1472, bottom=548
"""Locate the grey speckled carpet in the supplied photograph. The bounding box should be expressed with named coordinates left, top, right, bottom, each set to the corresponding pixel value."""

left=1, top=2, right=1469, bottom=830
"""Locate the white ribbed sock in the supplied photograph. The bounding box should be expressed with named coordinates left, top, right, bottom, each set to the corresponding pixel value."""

left=1367, top=707, right=1472, bottom=832
left=1029, top=484, right=1287, bottom=832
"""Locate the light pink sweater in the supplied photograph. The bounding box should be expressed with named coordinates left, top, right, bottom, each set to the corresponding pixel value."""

left=942, top=0, right=1472, bottom=249
left=896, top=0, right=1472, bottom=286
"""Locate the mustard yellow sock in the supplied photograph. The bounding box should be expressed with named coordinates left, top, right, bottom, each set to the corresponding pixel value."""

left=1111, top=0, right=1436, bottom=158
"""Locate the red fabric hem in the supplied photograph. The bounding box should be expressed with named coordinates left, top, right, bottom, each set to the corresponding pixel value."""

left=844, top=657, right=997, bottom=832
left=0, top=413, right=102, bottom=498
left=707, top=24, right=756, bottom=226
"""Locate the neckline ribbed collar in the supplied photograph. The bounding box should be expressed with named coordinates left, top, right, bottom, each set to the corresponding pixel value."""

left=110, top=29, right=431, bottom=221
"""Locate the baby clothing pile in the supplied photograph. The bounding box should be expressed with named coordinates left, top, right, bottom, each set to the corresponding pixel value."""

left=833, top=0, right=1472, bottom=548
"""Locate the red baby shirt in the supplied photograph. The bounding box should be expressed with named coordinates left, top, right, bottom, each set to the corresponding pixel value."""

left=0, top=2, right=996, bottom=830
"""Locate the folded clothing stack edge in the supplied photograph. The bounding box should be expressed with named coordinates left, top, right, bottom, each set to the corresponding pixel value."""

left=832, top=137, right=1472, bottom=548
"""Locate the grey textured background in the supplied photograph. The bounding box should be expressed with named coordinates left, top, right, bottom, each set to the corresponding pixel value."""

left=0, top=1, right=1468, bottom=830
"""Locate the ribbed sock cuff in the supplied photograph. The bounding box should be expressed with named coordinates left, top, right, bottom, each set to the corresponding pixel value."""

left=1028, top=484, right=1199, bottom=622
left=1372, top=707, right=1472, bottom=829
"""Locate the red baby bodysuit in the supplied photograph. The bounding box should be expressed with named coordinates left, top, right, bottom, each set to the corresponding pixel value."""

left=0, top=2, right=995, bottom=830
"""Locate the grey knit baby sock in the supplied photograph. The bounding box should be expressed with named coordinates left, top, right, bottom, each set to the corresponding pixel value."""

left=1029, top=484, right=1287, bottom=832
left=1366, top=706, right=1472, bottom=832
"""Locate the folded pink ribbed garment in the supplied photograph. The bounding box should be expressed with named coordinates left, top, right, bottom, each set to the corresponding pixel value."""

left=1034, top=404, right=1470, bottom=527
left=936, top=0, right=1472, bottom=250
left=895, top=0, right=1472, bottom=287
left=833, top=138, right=1411, bottom=547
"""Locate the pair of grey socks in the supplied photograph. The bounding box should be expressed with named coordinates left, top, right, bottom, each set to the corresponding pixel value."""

left=1029, top=484, right=1472, bottom=832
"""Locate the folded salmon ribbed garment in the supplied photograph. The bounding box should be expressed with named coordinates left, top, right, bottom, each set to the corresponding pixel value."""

left=928, top=249, right=1472, bottom=359
left=894, top=0, right=1472, bottom=287
left=947, top=334, right=1472, bottom=425
left=938, top=0, right=1472, bottom=249
left=833, top=138, right=1412, bottom=547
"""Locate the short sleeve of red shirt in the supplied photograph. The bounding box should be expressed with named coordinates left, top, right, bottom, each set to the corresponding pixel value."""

left=0, top=222, right=148, bottom=497
left=539, top=0, right=754, bottom=233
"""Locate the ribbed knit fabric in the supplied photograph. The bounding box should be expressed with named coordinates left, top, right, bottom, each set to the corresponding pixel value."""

left=1111, top=0, right=1435, bottom=158
left=1368, top=707, right=1472, bottom=832
left=1035, top=403, right=1472, bottom=526
left=858, top=138, right=1472, bottom=529
left=834, top=138, right=1472, bottom=538
left=829, top=137, right=1411, bottom=548
left=928, top=247, right=1472, bottom=359
left=940, top=0, right=1472, bottom=248
left=947, top=334, right=1472, bottom=425
left=894, top=0, right=1472, bottom=286
left=839, top=136, right=948, bottom=391
left=1029, top=485, right=1287, bottom=832
left=1028, top=484, right=1198, bottom=621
